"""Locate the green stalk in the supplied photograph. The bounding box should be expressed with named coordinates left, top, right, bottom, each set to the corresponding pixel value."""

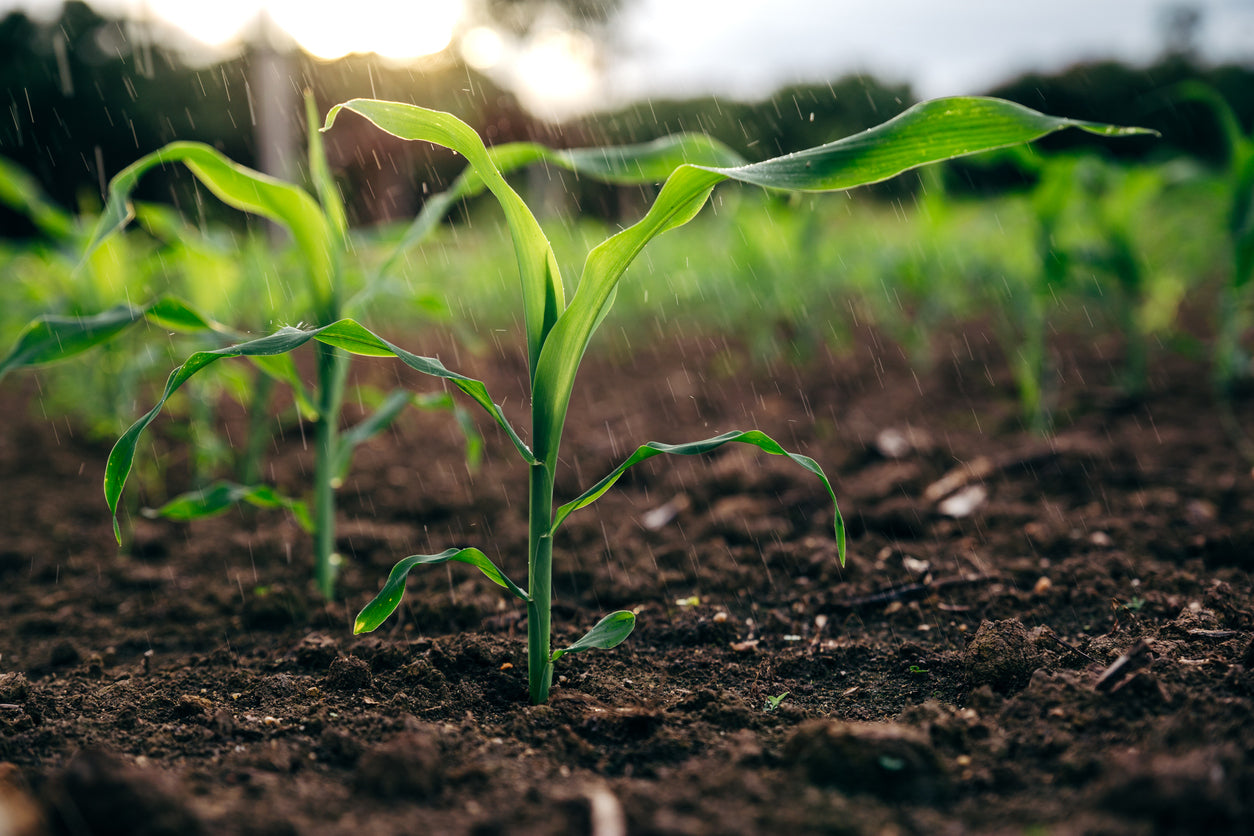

left=238, top=371, right=275, bottom=486
left=526, top=461, right=555, bottom=704
left=313, top=343, right=349, bottom=598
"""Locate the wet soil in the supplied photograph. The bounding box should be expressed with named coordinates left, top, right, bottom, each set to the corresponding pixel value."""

left=2, top=322, right=1253, bottom=835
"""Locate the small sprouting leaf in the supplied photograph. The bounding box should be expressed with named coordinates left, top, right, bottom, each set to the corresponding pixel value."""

left=354, top=548, right=529, bottom=634
left=144, top=481, right=314, bottom=533
left=549, top=611, right=636, bottom=663
left=552, top=429, right=845, bottom=565
left=764, top=692, right=790, bottom=712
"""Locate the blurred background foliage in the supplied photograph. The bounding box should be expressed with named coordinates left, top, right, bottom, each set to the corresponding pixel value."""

left=2, top=0, right=1251, bottom=237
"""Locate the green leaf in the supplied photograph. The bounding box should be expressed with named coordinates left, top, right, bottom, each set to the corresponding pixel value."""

left=362, top=132, right=745, bottom=298
left=305, top=91, right=348, bottom=240
left=104, top=318, right=530, bottom=542
left=83, top=141, right=337, bottom=317
left=144, top=481, right=314, bottom=532
left=552, top=429, right=845, bottom=564
left=415, top=391, right=484, bottom=470
left=0, top=154, right=75, bottom=240
left=0, top=298, right=224, bottom=382
left=324, top=99, right=563, bottom=377
left=1, top=305, right=143, bottom=380
left=246, top=352, right=319, bottom=420
left=333, top=388, right=414, bottom=482
left=530, top=97, right=1153, bottom=464
left=549, top=611, right=636, bottom=662
left=354, top=547, right=530, bottom=634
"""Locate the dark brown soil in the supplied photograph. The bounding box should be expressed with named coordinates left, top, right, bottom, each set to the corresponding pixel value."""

left=2, top=322, right=1253, bottom=835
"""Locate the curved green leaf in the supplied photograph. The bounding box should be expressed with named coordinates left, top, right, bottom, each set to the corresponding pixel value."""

left=305, top=91, right=348, bottom=240
left=549, top=611, right=636, bottom=663
left=104, top=318, right=530, bottom=542
left=144, top=481, right=313, bottom=532
left=83, top=141, right=336, bottom=316
left=552, top=429, right=845, bottom=564
left=0, top=298, right=223, bottom=382
left=365, top=133, right=742, bottom=293
left=0, top=155, right=75, bottom=240
left=531, top=97, right=1155, bottom=463
left=324, top=99, right=563, bottom=377
left=332, top=388, right=414, bottom=482
left=354, top=547, right=530, bottom=634
left=414, top=391, right=484, bottom=471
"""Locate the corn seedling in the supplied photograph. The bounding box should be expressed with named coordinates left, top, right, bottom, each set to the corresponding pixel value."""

left=1, top=96, right=468, bottom=595
left=94, top=96, right=1144, bottom=703
left=1172, top=83, right=1254, bottom=394
left=1076, top=159, right=1189, bottom=398
left=764, top=692, right=790, bottom=712
left=332, top=97, right=1145, bottom=703
left=79, top=100, right=749, bottom=599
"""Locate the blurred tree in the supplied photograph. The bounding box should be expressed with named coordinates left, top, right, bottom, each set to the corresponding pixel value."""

left=471, top=0, right=623, bottom=33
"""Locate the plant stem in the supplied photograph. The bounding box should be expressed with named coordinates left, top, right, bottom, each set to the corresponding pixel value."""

left=313, top=343, right=349, bottom=598
left=527, top=461, right=555, bottom=704
left=238, top=371, right=275, bottom=486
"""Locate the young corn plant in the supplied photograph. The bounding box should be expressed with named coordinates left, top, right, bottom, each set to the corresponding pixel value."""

left=339, top=97, right=1147, bottom=703
left=3, top=95, right=461, bottom=594
left=1077, top=159, right=1189, bottom=398
left=103, top=96, right=1146, bottom=703
left=1172, top=83, right=1254, bottom=394
left=84, top=99, right=748, bottom=598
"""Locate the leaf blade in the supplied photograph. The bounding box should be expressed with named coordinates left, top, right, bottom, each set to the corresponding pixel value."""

left=354, top=547, right=530, bottom=634
left=103, top=318, right=530, bottom=542
left=83, top=141, right=336, bottom=316
left=144, top=481, right=314, bottom=532
left=324, top=99, right=562, bottom=376
left=551, top=429, right=845, bottom=564
left=549, top=611, right=636, bottom=663
left=532, top=97, right=1153, bottom=466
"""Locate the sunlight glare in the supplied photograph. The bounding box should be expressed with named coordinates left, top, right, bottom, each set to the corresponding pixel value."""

left=514, top=29, right=599, bottom=119
left=141, top=0, right=464, bottom=59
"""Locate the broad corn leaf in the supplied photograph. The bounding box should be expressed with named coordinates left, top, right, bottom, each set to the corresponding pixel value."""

left=323, top=99, right=563, bottom=377
left=84, top=141, right=337, bottom=316
left=551, top=429, right=845, bottom=563
left=366, top=133, right=744, bottom=290
left=531, top=97, right=1155, bottom=463
left=104, top=319, right=530, bottom=542
left=354, top=547, right=530, bottom=634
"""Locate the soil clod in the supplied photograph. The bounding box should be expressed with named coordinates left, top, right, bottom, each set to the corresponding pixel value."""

left=964, top=618, right=1040, bottom=693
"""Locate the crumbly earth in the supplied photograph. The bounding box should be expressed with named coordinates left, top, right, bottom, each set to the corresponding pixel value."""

left=1, top=321, right=1252, bottom=835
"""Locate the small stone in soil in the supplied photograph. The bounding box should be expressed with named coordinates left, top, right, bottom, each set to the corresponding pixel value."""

left=964, top=618, right=1041, bottom=694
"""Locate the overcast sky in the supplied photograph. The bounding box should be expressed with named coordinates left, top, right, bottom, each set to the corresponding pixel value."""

left=3, top=0, right=1251, bottom=115
left=606, top=0, right=1254, bottom=102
